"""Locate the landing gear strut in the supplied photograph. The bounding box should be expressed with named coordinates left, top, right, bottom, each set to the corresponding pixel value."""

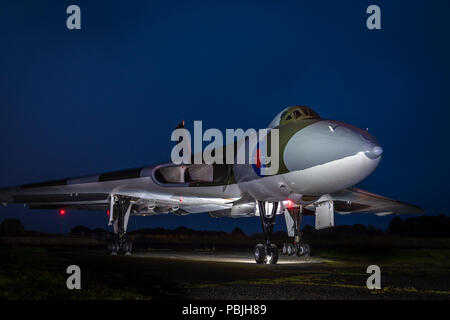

left=282, top=206, right=310, bottom=257
left=254, top=201, right=279, bottom=264
left=107, top=195, right=133, bottom=255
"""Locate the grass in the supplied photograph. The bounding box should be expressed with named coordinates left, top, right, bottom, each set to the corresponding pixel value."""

left=314, top=248, right=450, bottom=274
left=1, top=244, right=450, bottom=299
left=0, top=246, right=150, bottom=299
left=180, top=247, right=450, bottom=298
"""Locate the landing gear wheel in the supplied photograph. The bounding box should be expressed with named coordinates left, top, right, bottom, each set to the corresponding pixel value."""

left=303, top=243, right=310, bottom=257
left=287, top=243, right=294, bottom=256
left=255, top=244, right=266, bottom=264
left=120, top=240, right=133, bottom=255
left=125, top=241, right=133, bottom=255
left=267, top=244, right=279, bottom=264
left=296, top=244, right=305, bottom=257
left=282, top=243, right=288, bottom=255
left=108, top=238, right=133, bottom=255
left=108, top=240, right=119, bottom=255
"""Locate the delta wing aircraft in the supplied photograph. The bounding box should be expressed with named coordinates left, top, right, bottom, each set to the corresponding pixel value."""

left=0, top=106, right=423, bottom=264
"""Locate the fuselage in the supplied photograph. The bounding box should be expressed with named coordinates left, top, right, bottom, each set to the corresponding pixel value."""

left=0, top=106, right=382, bottom=213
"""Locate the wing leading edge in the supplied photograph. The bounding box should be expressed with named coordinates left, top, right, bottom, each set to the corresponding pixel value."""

left=329, top=187, right=424, bottom=216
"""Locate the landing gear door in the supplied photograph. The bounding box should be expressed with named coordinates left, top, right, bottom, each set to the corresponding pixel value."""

left=283, top=205, right=295, bottom=237
left=315, top=200, right=334, bottom=230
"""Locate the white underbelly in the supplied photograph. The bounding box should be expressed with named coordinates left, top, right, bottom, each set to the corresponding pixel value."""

left=238, top=151, right=380, bottom=200
left=281, top=151, right=380, bottom=195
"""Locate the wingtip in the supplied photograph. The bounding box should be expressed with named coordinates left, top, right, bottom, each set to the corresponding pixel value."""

left=398, top=201, right=425, bottom=214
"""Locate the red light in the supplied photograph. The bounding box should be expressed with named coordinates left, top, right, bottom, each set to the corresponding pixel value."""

left=255, top=149, right=262, bottom=168
left=286, top=200, right=294, bottom=208
left=59, top=209, right=65, bottom=216
left=107, top=209, right=110, bottom=216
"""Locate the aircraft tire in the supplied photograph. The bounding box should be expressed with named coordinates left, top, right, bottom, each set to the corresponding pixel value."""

left=304, top=243, right=310, bottom=257
left=282, top=243, right=288, bottom=255
left=121, top=241, right=128, bottom=254
left=255, top=244, right=266, bottom=264
left=124, top=241, right=132, bottom=255
left=269, top=244, right=279, bottom=264
left=287, top=243, right=294, bottom=256
left=108, top=241, right=119, bottom=255
left=107, top=241, right=113, bottom=253
left=297, top=244, right=305, bottom=257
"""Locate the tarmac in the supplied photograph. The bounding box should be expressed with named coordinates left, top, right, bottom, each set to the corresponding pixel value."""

left=133, top=250, right=324, bottom=265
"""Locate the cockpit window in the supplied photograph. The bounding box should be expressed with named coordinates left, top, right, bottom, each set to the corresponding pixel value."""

left=268, top=105, right=320, bottom=128
left=280, top=106, right=320, bottom=126
left=293, top=110, right=302, bottom=119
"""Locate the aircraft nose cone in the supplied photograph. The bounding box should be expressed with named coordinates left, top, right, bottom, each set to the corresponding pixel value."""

left=281, top=120, right=384, bottom=194
left=365, top=145, right=383, bottom=159
left=283, top=120, right=383, bottom=173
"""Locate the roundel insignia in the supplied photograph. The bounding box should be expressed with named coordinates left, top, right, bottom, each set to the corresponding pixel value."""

left=252, top=140, right=267, bottom=177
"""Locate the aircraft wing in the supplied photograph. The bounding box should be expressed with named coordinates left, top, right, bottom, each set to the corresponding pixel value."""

left=0, top=185, right=235, bottom=215
left=11, top=191, right=111, bottom=211
left=0, top=164, right=240, bottom=216
left=329, top=187, right=424, bottom=216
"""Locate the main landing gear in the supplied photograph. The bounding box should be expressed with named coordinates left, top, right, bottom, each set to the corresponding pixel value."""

left=107, top=195, right=133, bottom=256
left=282, top=205, right=310, bottom=257
left=254, top=201, right=279, bottom=264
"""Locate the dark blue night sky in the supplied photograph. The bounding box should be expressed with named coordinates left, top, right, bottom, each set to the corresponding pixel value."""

left=0, top=0, right=449, bottom=234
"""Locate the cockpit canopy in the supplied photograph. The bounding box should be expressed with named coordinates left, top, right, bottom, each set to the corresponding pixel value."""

left=268, top=106, right=320, bottom=128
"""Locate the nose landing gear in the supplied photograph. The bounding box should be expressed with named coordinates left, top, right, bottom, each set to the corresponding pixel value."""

left=254, top=201, right=279, bottom=264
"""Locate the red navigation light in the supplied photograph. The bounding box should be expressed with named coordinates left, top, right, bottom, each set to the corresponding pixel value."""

left=107, top=209, right=110, bottom=216
left=59, top=209, right=66, bottom=216
left=286, top=200, right=294, bottom=208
